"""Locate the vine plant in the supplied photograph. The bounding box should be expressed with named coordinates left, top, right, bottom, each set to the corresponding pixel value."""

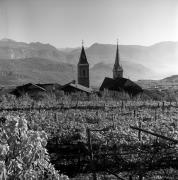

left=0, top=115, right=68, bottom=180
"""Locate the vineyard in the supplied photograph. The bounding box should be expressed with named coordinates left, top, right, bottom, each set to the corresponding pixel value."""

left=0, top=92, right=178, bottom=179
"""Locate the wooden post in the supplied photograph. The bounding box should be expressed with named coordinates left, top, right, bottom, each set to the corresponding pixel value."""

left=86, top=128, right=97, bottom=180
left=162, top=101, right=165, bottom=110
left=121, top=101, right=124, bottom=110
left=112, top=114, right=115, bottom=129
left=54, top=112, right=58, bottom=121
left=157, top=103, right=159, bottom=108
left=138, top=119, right=143, bottom=179
left=77, top=142, right=81, bottom=173
left=155, top=108, right=157, bottom=121
left=103, top=155, right=106, bottom=179
left=134, top=110, right=136, bottom=118
left=138, top=120, right=142, bottom=141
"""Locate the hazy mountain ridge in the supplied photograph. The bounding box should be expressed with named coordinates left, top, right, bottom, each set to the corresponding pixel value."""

left=161, top=75, right=178, bottom=83
left=137, top=75, right=178, bottom=90
left=90, top=61, right=157, bottom=87
left=0, top=39, right=66, bottom=62
left=0, top=39, right=177, bottom=87
left=0, top=58, right=76, bottom=86
left=65, top=41, right=178, bottom=77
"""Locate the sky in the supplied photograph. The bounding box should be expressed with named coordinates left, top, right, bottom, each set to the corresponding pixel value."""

left=0, top=0, right=177, bottom=48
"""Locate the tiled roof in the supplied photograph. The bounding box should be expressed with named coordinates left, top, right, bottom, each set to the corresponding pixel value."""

left=69, top=83, right=92, bottom=93
left=62, top=82, right=92, bottom=94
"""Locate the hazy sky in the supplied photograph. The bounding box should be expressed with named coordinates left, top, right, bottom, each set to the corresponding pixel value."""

left=0, top=0, right=177, bottom=48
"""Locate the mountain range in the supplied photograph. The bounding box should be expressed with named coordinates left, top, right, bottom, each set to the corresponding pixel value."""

left=137, top=75, right=178, bottom=90
left=0, top=38, right=177, bottom=87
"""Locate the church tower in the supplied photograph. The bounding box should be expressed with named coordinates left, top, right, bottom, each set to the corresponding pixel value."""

left=113, top=40, right=123, bottom=79
left=77, top=42, right=89, bottom=87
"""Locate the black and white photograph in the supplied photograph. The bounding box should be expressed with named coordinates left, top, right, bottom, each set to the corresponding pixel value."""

left=0, top=0, right=178, bottom=179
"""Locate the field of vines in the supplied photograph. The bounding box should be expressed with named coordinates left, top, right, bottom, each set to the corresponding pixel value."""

left=0, top=92, right=178, bottom=180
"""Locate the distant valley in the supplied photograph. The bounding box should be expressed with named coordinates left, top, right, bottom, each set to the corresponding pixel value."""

left=0, top=39, right=177, bottom=87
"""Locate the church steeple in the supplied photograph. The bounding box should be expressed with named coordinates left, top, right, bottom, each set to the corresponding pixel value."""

left=114, top=40, right=119, bottom=67
left=113, top=40, right=123, bottom=79
left=77, top=41, right=90, bottom=87
left=78, top=41, right=89, bottom=65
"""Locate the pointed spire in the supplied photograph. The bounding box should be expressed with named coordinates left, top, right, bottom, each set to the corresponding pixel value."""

left=114, top=39, right=120, bottom=67
left=78, top=40, right=89, bottom=64
left=113, top=39, right=123, bottom=79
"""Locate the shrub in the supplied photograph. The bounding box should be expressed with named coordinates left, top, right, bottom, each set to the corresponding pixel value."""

left=0, top=116, right=68, bottom=180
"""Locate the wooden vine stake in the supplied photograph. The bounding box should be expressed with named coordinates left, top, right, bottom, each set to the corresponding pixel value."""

left=86, top=128, right=97, bottom=180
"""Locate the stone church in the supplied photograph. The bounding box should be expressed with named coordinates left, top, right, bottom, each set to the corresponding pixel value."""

left=76, top=41, right=142, bottom=96
left=77, top=41, right=124, bottom=88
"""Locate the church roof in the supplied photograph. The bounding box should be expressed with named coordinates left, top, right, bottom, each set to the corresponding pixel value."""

left=100, top=77, right=143, bottom=96
left=61, top=82, right=92, bottom=94
left=78, top=46, right=89, bottom=65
